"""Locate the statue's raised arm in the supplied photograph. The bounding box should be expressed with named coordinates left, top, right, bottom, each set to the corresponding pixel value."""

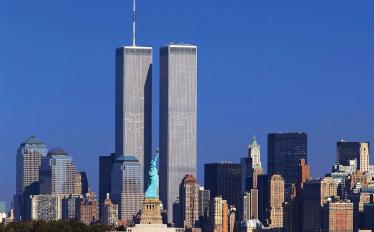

left=145, top=153, right=159, bottom=198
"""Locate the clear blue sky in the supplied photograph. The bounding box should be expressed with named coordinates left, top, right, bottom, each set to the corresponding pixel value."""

left=1, top=0, right=374, bottom=207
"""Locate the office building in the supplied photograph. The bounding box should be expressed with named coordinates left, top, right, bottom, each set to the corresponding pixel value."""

left=302, top=177, right=337, bottom=232
left=364, top=203, right=374, bottom=231
left=30, top=194, right=62, bottom=221
left=267, top=132, right=307, bottom=197
left=179, top=174, right=199, bottom=229
left=269, top=175, right=284, bottom=229
left=198, top=187, right=210, bottom=229
left=102, top=193, right=119, bottom=227
left=78, top=192, right=99, bottom=225
left=198, top=187, right=210, bottom=217
left=111, top=156, right=144, bottom=223
left=61, top=195, right=80, bottom=220
left=322, top=200, right=353, bottom=232
left=349, top=189, right=374, bottom=231
left=336, top=141, right=370, bottom=172
left=80, top=172, right=89, bottom=195
left=241, top=137, right=263, bottom=194
left=99, top=153, right=117, bottom=218
left=39, top=147, right=77, bottom=195
left=330, top=159, right=357, bottom=199
left=257, top=175, right=269, bottom=225
left=205, top=162, right=242, bottom=208
left=15, top=136, right=48, bottom=221
left=74, top=172, right=89, bottom=196
left=75, top=172, right=82, bottom=196
left=248, top=136, right=262, bottom=169
left=241, top=157, right=253, bottom=194
left=350, top=171, right=370, bottom=190
left=241, top=189, right=258, bottom=221
left=159, top=44, right=198, bottom=223
left=115, top=43, right=152, bottom=191
left=209, top=196, right=228, bottom=232
left=298, top=159, right=310, bottom=189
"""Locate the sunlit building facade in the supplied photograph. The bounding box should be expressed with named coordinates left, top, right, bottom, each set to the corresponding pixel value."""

left=159, top=44, right=198, bottom=223
left=115, top=46, right=152, bottom=189
left=111, top=156, right=144, bottom=223
left=15, top=136, right=48, bottom=221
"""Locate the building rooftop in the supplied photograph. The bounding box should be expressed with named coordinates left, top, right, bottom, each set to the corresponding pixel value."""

left=21, top=136, right=44, bottom=145
left=47, top=147, right=68, bottom=156
left=115, top=155, right=139, bottom=162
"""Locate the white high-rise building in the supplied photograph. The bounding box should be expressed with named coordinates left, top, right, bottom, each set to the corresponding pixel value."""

left=159, top=44, right=197, bottom=223
left=248, top=136, right=261, bottom=169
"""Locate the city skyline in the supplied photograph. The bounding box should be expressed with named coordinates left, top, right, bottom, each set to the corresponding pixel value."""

left=1, top=0, right=374, bottom=210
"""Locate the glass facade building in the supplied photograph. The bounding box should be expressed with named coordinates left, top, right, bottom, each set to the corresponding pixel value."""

left=15, top=136, right=48, bottom=221
left=159, top=44, right=198, bottom=223
left=99, top=153, right=117, bottom=221
left=204, top=162, right=242, bottom=208
left=111, top=156, right=144, bottom=223
left=39, top=147, right=76, bottom=195
left=115, top=46, right=152, bottom=189
left=267, top=132, right=307, bottom=197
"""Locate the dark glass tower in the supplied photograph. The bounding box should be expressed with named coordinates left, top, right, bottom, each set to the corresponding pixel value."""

left=204, top=162, right=241, bottom=208
left=98, top=153, right=117, bottom=221
left=267, top=132, right=308, bottom=197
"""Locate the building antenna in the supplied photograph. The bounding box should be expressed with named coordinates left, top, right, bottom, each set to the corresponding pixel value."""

left=132, top=0, right=136, bottom=46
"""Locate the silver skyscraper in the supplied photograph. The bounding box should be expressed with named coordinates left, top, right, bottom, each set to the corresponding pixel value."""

left=115, top=45, right=152, bottom=187
left=159, top=44, right=198, bottom=223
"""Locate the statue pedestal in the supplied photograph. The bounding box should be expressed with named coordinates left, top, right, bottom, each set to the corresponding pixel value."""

left=140, top=198, right=163, bottom=224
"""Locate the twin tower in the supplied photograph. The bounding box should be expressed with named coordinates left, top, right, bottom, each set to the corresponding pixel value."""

left=114, top=44, right=197, bottom=223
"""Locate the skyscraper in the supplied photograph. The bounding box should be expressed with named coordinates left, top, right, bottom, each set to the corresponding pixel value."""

left=198, top=187, right=210, bottom=218
left=39, top=147, right=77, bottom=195
left=302, top=177, right=337, bottom=232
left=115, top=22, right=152, bottom=189
left=336, top=141, right=370, bottom=173
left=204, top=162, right=242, bottom=208
left=257, top=175, right=269, bottom=225
left=101, top=193, right=119, bottom=227
left=241, top=189, right=258, bottom=221
left=78, top=192, right=99, bottom=225
left=269, top=175, right=284, bottom=229
left=248, top=136, right=262, bottom=169
left=159, top=44, right=198, bottom=223
left=80, top=171, right=89, bottom=195
left=15, top=136, right=48, bottom=221
left=267, top=132, right=308, bottom=197
left=111, top=156, right=144, bottom=223
left=179, top=174, right=199, bottom=229
left=209, top=196, right=229, bottom=232
left=99, top=153, right=117, bottom=220
left=322, top=200, right=354, bottom=232
left=241, top=136, right=263, bottom=193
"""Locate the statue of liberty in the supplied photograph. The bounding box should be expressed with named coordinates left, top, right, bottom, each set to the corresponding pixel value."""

left=145, top=151, right=159, bottom=198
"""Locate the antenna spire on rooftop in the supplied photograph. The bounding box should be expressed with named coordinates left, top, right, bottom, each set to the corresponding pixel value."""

left=132, top=0, right=136, bottom=46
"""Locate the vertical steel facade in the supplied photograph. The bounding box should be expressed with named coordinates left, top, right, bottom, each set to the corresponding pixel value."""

left=115, top=46, right=152, bottom=189
left=159, top=45, right=197, bottom=223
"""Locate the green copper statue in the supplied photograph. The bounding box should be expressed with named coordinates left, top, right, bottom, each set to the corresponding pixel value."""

left=145, top=152, right=159, bottom=198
